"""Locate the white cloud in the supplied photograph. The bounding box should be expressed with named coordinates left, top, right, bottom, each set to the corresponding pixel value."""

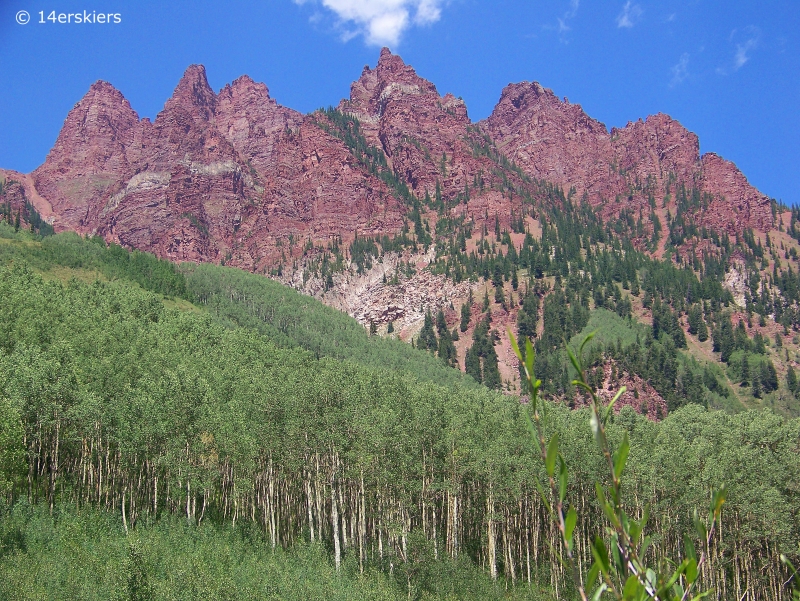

left=616, top=1, right=643, bottom=28
left=558, top=0, right=579, bottom=33
left=670, top=53, right=689, bottom=87
left=717, top=26, right=761, bottom=75
left=295, top=0, right=445, bottom=46
left=734, top=36, right=758, bottom=70
left=545, top=0, right=579, bottom=42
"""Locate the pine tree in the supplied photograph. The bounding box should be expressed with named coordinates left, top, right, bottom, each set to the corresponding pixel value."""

left=464, top=345, right=482, bottom=382
left=740, top=353, right=750, bottom=386
left=435, top=309, right=448, bottom=336
left=517, top=292, right=539, bottom=341
left=419, top=310, right=437, bottom=351
left=482, top=344, right=502, bottom=390
left=760, top=360, right=778, bottom=393
left=752, top=372, right=762, bottom=398
left=788, top=365, right=798, bottom=394
left=494, top=283, right=504, bottom=306
left=460, top=300, right=471, bottom=332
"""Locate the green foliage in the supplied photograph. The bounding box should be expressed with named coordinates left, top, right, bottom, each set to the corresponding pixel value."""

left=512, top=331, right=732, bottom=601
left=0, top=397, right=24, bottom=497
left=0, top=228, right=189, bottom=299
left=0, top=504, right=552, bottom=601
left=181, top=263, right=475, bottom=388
left=0, top=225, right=798, bottom=600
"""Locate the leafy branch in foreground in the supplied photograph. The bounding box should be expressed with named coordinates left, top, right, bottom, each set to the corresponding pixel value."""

left=510, top=330, right=727, bottom=601
left=782, top=553, right=800, bottom=601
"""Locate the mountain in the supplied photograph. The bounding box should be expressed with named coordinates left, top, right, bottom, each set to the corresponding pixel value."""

left=3, top=48, right=795, bottom=416
left=18, top=49, right=770, bottom=261
left=483, top=81, right=772, bottom=234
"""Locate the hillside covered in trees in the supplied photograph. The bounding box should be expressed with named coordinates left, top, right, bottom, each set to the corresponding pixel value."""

left=0, top=224, right=798, bottom=600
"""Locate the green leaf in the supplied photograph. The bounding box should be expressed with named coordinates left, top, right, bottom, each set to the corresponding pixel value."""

left=640, top=536, right=652, bottom=559
left=564, top=506, right=577, bottom=543
left=693, top=509, right=707, bottom=541
left=590, top=411, right=602, bottom=448
left=685, top=557, right=698, bottom=584
left=523, top=408, right=537, bottom=443
left=623, top=575, right=641, bottom=600
left=628, top=520, right=641, bottom=543
left=509, top=329, right=522, bottom=362
left=574, top=379, right=595, bottom=396
left=546, top=433, right=559, bottom=477
left=611, top=533, right=624, bottom=573
left=566, top=345, right=582, bottom=377
left=683, top=534, right=697, bottom=562
left=591, top=583, right=608, bottom=601
left=558, top=456, right=568, bottom=503
left=524, top=338, right=535, bottom=383
left=580, top=331, right=596, bottom=357
left=534, top=476, right=551, bottom=514
left=605, top=386, right=627, bottom=425
left=711, top=484, right=727, bottom=516
left=657, top=560, right=689, bottom=596
left=595, top=482, right=607, bottom=508
left=614, top=432, right=630, bottom=480
left=591, top=537, right=610, bottom=577
left=586, top=561, right=601, bottom=589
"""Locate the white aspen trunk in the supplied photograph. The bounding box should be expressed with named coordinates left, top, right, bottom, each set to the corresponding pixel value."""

left=331, top=475, right=341, bottom=571
left=306, top=474, right=315, bottom=542
left=338, top=479, right=347, bottom=550
left=488, top=485, right=497, bottom=580
left=526, top=503, right=531, bottom=584
left=268, top=457, right=276, bottom=549
left=359, top=472, right=366, bottom=572
left=504, top=517, right=516, bottom=584
left=433, top=506, right=438, bottom=560
left=452, top=493, right=459, bottom=557
left=122, top=489, right=128, bottom=535
left=315, top=455, right=323, bottom=539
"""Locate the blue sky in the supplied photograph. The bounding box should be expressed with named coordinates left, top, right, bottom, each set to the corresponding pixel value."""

left=0, top=1, right=797, bottom=204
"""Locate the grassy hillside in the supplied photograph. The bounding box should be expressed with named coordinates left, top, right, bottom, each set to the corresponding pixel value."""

left=0, top=225, right=476, bottom=390
left=0, top=504, right=551, bottom=601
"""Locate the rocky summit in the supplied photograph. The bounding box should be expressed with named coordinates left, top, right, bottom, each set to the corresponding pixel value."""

left=13, top=49, right=769, bottom=260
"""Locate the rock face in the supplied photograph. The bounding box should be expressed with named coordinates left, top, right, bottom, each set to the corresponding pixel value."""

left=31, top=64, right=406, bottom=268
left=339, top=48, right=531, bottom=224
left=483, top=82, right=771, bottom=233
left=27, top=50, right=772, bottom=265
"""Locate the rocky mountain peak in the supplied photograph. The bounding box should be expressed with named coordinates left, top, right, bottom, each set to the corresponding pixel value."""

left=161, top=64, right=217, bottom=122
left=343, top=47, right=439, bottom=119
left=375, top=47, right=434, bottom=90
left=34, top=79, right=138, bottom=170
